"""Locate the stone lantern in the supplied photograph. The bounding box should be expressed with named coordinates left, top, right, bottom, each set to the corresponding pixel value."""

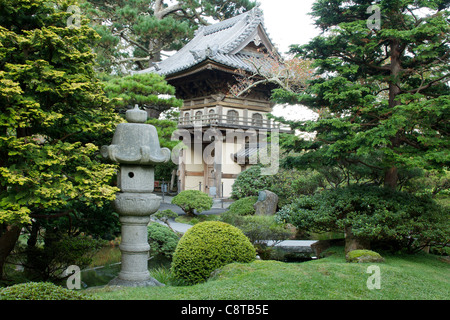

left=101, top=106, right=171, bottom=287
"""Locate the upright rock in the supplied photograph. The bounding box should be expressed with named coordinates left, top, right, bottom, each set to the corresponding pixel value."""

left=254, top=190, right=278, bottom=216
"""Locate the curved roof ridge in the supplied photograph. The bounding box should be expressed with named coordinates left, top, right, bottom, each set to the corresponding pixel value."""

left=203, top=13, right=244, bottom=36
left=134, top=6, right=279, bottom=78
left=220, top=7, right=264, bottom=54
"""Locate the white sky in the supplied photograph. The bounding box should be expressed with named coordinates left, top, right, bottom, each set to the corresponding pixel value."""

left=257, top=0, right=320, bottom=121
left=258, top=0, right=320, bottom=55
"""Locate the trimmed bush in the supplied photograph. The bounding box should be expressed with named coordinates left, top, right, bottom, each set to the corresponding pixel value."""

left=231, top=166, right=271, bottom=199
left=228, top=196, right=258, bottom=216
left=171, top=221, right=256, bottom=285
left=171, top=190, right=213, bottom=217
left=147, top=222, right=180, bottom=259
left=0, top=282, right=95, bottom=300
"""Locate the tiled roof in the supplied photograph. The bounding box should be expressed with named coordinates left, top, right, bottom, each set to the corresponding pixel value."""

left=135, top=7, right=278, bottom=77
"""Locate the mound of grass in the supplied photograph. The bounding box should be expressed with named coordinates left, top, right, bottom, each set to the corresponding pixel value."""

left=92, top=247, right=450, bottom=300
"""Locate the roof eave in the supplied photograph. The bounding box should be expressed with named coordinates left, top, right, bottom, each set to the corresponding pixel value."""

left=165, top=59, right=251, bottom=81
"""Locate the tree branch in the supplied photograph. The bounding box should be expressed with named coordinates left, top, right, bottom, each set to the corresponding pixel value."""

left=405, top=74, right=450, bottom=94
left=29, top=210, right=74, bottom=219
left=116, top=56, right=152, bottom=64
left=344, top=158, right=384, bottom=170
left=118, top=31, right=151, bottom=55
left=155, top=3, right=183, bottom=20
left=155, top=0, right=163, bottom=14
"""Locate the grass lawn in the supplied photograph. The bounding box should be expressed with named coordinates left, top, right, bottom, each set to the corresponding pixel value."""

left=91, top=247, right=449, bottom=300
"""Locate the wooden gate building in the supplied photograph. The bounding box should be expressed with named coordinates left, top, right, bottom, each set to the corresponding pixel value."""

left=137, top=7, right=291, bottom=197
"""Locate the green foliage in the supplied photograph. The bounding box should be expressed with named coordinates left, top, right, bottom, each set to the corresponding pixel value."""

left=148, top=266, right=185, bottom=286
left=82, top=0, right=257, bottom=72
left=230, top=166, right=271, bottom=199
left=402, top=169, right=450, bottom=198
left=219, top=211, right=293, bottom=260
left=266, top=168, right=324, bottom=207
left=276, top=185, right=450, bottom=252
left=0, top=282, right=96, bottom=300
left=282, top=0, right=450, bottom=189
left=171, top=190, right=213, bottom=217
left=18, top=234, right=103, bottom=281
left=153, top=209, right=179, bottom=222
left=147, top=222, right=179, bottom=259
left=231, top=166, right=323, bottom=206
left=228, top=196, right=257, bottom=216
left=238, top=215, right=293, bottom=246
left=95, top=250, right=450, bottom=300
left=0, top=0, right=121, bottom=226
left=171, top=221, right=256, bottom=285
left=0, top=0, right=122, bottom=279
left=104, top=73, right=183, bottom=119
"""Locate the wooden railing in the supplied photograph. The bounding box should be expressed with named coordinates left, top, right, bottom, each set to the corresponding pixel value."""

left=177, top=113, right=291, bottom=131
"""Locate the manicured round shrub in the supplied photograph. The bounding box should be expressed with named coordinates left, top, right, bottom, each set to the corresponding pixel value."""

left=171, top=190, right=213, bottom=217
left=0, top=282, right=95, bottom=300
left=171, top=221, right=256, bottom=285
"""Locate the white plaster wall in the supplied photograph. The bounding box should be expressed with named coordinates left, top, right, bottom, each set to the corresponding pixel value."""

left=185, top=176, right=204, bottom=191
left=221, top=179, right=235, bottom=198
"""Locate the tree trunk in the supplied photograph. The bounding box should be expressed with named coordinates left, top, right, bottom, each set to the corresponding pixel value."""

left=145, top=108, right=163, bottom=119
left=24, top=220, right=40, bottom=275
left=170, top=169, right=176, bottom=192
left=0, top=224, right=22, bottom=279
left=384, top=39, right=403, bottom=190
left=344, top=226, right=370, bottom=254
left=384, top=166, right=398, bottom=189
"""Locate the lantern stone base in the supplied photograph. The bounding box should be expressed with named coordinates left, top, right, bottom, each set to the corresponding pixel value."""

left=108, top=276, right=164, bottom=287
left=110, top=192, right=163, bottom=287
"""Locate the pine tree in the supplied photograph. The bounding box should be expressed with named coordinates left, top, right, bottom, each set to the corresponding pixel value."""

left=81, top=0, right=257, bottom=73
left=281, top=0, right=449, bottom=189
left=104, top=72, right=183, bottom=118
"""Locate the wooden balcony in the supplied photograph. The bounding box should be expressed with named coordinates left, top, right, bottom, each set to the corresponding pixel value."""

left=177, top=113, right=292, bottom=132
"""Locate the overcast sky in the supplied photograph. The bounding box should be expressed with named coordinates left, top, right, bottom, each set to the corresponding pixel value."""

left=258, top=0, right=321, bottom=55
left=257, top=0, right=320, bottom=121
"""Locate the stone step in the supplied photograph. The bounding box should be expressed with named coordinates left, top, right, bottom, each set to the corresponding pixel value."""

left=261, top=240, right=318, bottom=260
left=266, top=240, right=318, bottom=252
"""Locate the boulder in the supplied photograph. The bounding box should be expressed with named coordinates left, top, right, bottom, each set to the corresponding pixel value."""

left=254, top=190, right=278, bottom=216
